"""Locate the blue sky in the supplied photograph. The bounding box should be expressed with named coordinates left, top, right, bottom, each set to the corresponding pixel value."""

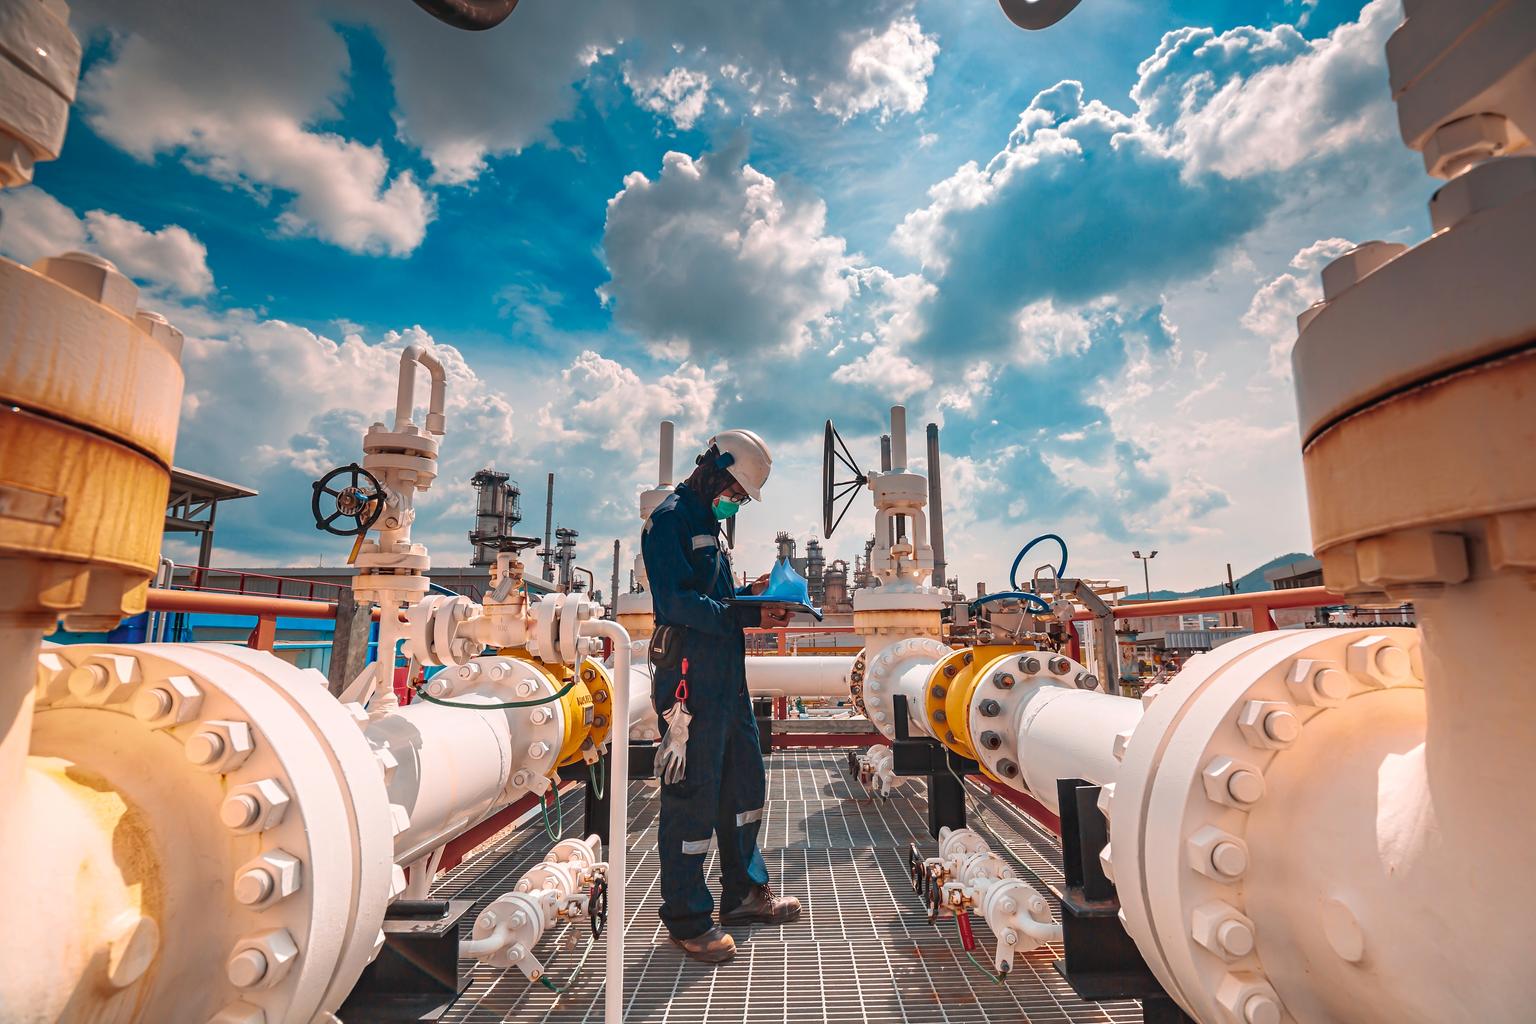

left=2, top=0, right=1430, bottom=594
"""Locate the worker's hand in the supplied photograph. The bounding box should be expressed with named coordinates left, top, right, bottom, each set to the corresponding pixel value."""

left=759, top=605, right=793, bottom=628
left=748, top=573, right=770, bottom=595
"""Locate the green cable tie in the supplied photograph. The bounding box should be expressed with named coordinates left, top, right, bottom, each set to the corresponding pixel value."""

left=417, top=679, right=576, bottom=711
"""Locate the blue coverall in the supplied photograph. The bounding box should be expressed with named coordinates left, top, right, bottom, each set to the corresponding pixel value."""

left=642, top=483, right=771, bottom=940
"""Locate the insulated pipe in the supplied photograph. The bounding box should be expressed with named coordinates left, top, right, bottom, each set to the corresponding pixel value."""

left=880, top=434, right=892, bottom=472
left=743, top=656, right=854, bottom=698
left=926, top=423, right=947, bottom=589
left=394, top=344, right=447, bottom=435
left=658, top=420, right=675, bottom=486
left=580, top=620, right=630, bottom=1024
left=889, top=405, right=908, bottom=470
left=997, top=685, right=1140, bottom=813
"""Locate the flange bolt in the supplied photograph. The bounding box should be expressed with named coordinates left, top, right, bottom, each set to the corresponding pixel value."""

left=991, top=672, right=1015, bottom=689
left=979, top=699, right=1001, bottom=717
left=1018, top=656, right=1041, bottom=674
left=980, top=731, right=1002, bottom=750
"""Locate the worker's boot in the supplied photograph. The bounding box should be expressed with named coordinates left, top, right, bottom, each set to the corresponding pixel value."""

left=721, top=884, right=801, bottom=925
left=671, top=926, right=737, bottom=964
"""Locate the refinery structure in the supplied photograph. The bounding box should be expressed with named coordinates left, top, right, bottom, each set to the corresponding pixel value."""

left=2, top=1, right=1535, bottom=1023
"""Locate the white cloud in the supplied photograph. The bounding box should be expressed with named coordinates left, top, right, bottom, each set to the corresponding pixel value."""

left=831, top=346, right=932, bottom=399
left=599, top=142, right=859, bottom=359
left=625, top=66, right=714, bottom=130
left=1013, top=300, right=1093, bottom=365
left=814, top=17, right=939, bottom=123
left=533, top=350, right=719, bottom=459
left=0, top=187, right=214, bottom=296
left=73, top=0, right=434, bottom=256
left=1139, top=0, right=1398, bottom=179
left=1242, top=236, right=1354, bottom=375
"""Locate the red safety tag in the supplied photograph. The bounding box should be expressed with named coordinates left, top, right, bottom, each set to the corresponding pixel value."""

left=957, top=910, right=977, bottom=951
left=675, top=657, right=689, bottom=702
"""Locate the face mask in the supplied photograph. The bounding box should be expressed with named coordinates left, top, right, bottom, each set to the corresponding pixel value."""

left=712, top=497, right=741, bottom=520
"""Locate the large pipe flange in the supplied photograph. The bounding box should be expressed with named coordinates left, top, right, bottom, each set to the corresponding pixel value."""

left=29, top=642, right=395, bottom=1024
left=860, top=636, right=950, bottom=740
left=1109, top=627, right=1423, bottom=1024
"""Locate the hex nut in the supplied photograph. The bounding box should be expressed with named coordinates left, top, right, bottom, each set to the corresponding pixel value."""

left=1202, top=756, right=1266, bottom=809
left=1193, top=901, right=1256, bottom=961
left=991, top=672, right=1015, bottom=689
left=979, top=698, right=1002, bottom=717
left=1285, top=658, right=1352, bottom=708
left=1346, top=636, right=1414, bottom=689
left=234, top=850, right=302, bottom=907
left=1215, top=972, right=1284, bottom=1024
left=980, top=730, right=1002, bottom=750
left=1430, top=154, right=1536, bottom=232
left=67, top=654, right=141, bottom=704
left=133, top=310, right=185, bottom=360
left=1320, top=241, right=1408, bottom=301
left=930, top=684, right=947, bottom=699
left=105, top=912, right=159, bottom=988
left=1237, top=700, right=1300, bottom=750
left=1074, top=671, right=1099, bottom=691
left=997, top=759, right=1019, bottom=778
left=1422, top=113, right=1523, bottom=178
left=130, top=674, right=202, bottom=728
left=33, top=251, right=139, bottom=316
left=1188, top=826, right=1249, bottom=881
left=35, top=651, right=71, bottom=704
left=1047, top=656, right=1070, bottom=675
left=227, top=928, right=299, bottom=989
left=185, top=720, right=255, bottom=773
left=1355, top=530, right=1468, bottom=590
left=374, top=745, right=399, bottom=783
left=1017, top=656, right=1041, bottom=675
left=220, top=778, right=291, bottom=834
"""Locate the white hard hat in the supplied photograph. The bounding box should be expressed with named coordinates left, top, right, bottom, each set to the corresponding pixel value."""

left=710, top=428, right=772, bottom=501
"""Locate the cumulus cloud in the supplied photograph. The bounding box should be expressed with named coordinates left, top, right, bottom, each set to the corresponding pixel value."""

left=1138, top=0, right=1398, bottom=178
left=895, top=80, right=1267, bottom=360
left=625, top=65, right=715, bottom=130
left=814, top=16, right=939, bottom=122
left=74, top=0, right=434, bottom=256
left=599, top=140, right=859, bottom=359
left=1242, top=236, right=1354, bottom=374
left=0, top=187, right=214, bottom=296
left=345, top=1, right=938, bottom=179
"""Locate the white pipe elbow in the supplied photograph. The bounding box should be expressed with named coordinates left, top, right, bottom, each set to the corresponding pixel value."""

left=395, top=344, right=448, bottom=435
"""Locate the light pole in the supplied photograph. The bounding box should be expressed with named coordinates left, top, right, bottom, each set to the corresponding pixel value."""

left=1132, top=549, right=1158, bottom=599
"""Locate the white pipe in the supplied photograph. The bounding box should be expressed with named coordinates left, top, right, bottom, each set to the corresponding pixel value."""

left=581, top=620, right=630, bottom=1024
left=889, top=405, right=907, bottom=470
left=658, top=420, right=674, bottom=487
left=1005, top=686, right=1142, bottom=814
left=394, top=344, right=447, bottom=435
left=743, top=656, right=853, bottom=698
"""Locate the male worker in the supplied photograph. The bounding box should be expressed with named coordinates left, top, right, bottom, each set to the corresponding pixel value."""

left=642, top=428, right=802, bottom=963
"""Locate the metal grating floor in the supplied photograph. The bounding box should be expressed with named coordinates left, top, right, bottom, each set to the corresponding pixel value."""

left=433, top=751, right=1142, bottom=1024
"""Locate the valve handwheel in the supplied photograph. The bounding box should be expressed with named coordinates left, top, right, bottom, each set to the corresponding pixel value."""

left=311, top=463, right=385, bottom=536
left=589, top=878, right=608, bottom=939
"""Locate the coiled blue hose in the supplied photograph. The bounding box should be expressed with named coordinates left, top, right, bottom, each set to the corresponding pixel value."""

left=1008, top=533, right=1068, bottom=591
left=969, top=591, right=1054, bottom=615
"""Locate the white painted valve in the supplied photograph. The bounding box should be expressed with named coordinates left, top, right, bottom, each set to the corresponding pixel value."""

left=463, top=834, right=608, bottom=981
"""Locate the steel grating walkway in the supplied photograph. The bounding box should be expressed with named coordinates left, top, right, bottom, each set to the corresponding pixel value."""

left=433, top=750, right=1142, bottom=1024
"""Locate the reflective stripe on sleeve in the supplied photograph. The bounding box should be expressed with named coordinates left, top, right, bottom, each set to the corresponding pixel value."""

left=691, top=534, right=717, bottom=550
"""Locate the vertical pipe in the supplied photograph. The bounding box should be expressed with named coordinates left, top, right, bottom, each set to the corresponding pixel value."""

left=926, top=423, right=946, bottom=589
left=582, top=620, right=630, bottom=1024
left=542, top=473, right=555, bottom=582
left=880, top=435, right=892, bottom=472
left=890, top=405, right=907, bottom=470
left=658, top=420, right=675, bottom=487
left=611, top=540, right=621, bottom=607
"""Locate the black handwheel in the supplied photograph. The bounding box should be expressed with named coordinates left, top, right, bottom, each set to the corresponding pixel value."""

left=590, top=878, right=608, bottom=939
left=311, top=463, right=385, bottom=536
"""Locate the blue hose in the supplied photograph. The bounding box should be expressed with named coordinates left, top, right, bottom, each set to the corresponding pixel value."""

left=1008, top=533, right=1068, bottom=591
left=970, top=591, right=1054, bottom=615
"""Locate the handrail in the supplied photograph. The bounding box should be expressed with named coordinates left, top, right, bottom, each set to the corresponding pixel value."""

left=1074, top=585, right=1340, bottom=633
left=145, top=589, right=338, bottom=618
left=171, top=563, right=350, bottom=600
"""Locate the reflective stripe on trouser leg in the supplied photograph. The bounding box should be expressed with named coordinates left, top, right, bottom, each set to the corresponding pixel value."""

left=657, top=677, right=729, bottom=941
left=718, top=691, right=771, bottom=913
left=681, top=838, right=713, bottom=855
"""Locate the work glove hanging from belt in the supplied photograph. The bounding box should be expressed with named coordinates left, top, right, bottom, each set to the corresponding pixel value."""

left=656, top=700, right=692, bottom=785
left=655, top=657, right=693, bottom=786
